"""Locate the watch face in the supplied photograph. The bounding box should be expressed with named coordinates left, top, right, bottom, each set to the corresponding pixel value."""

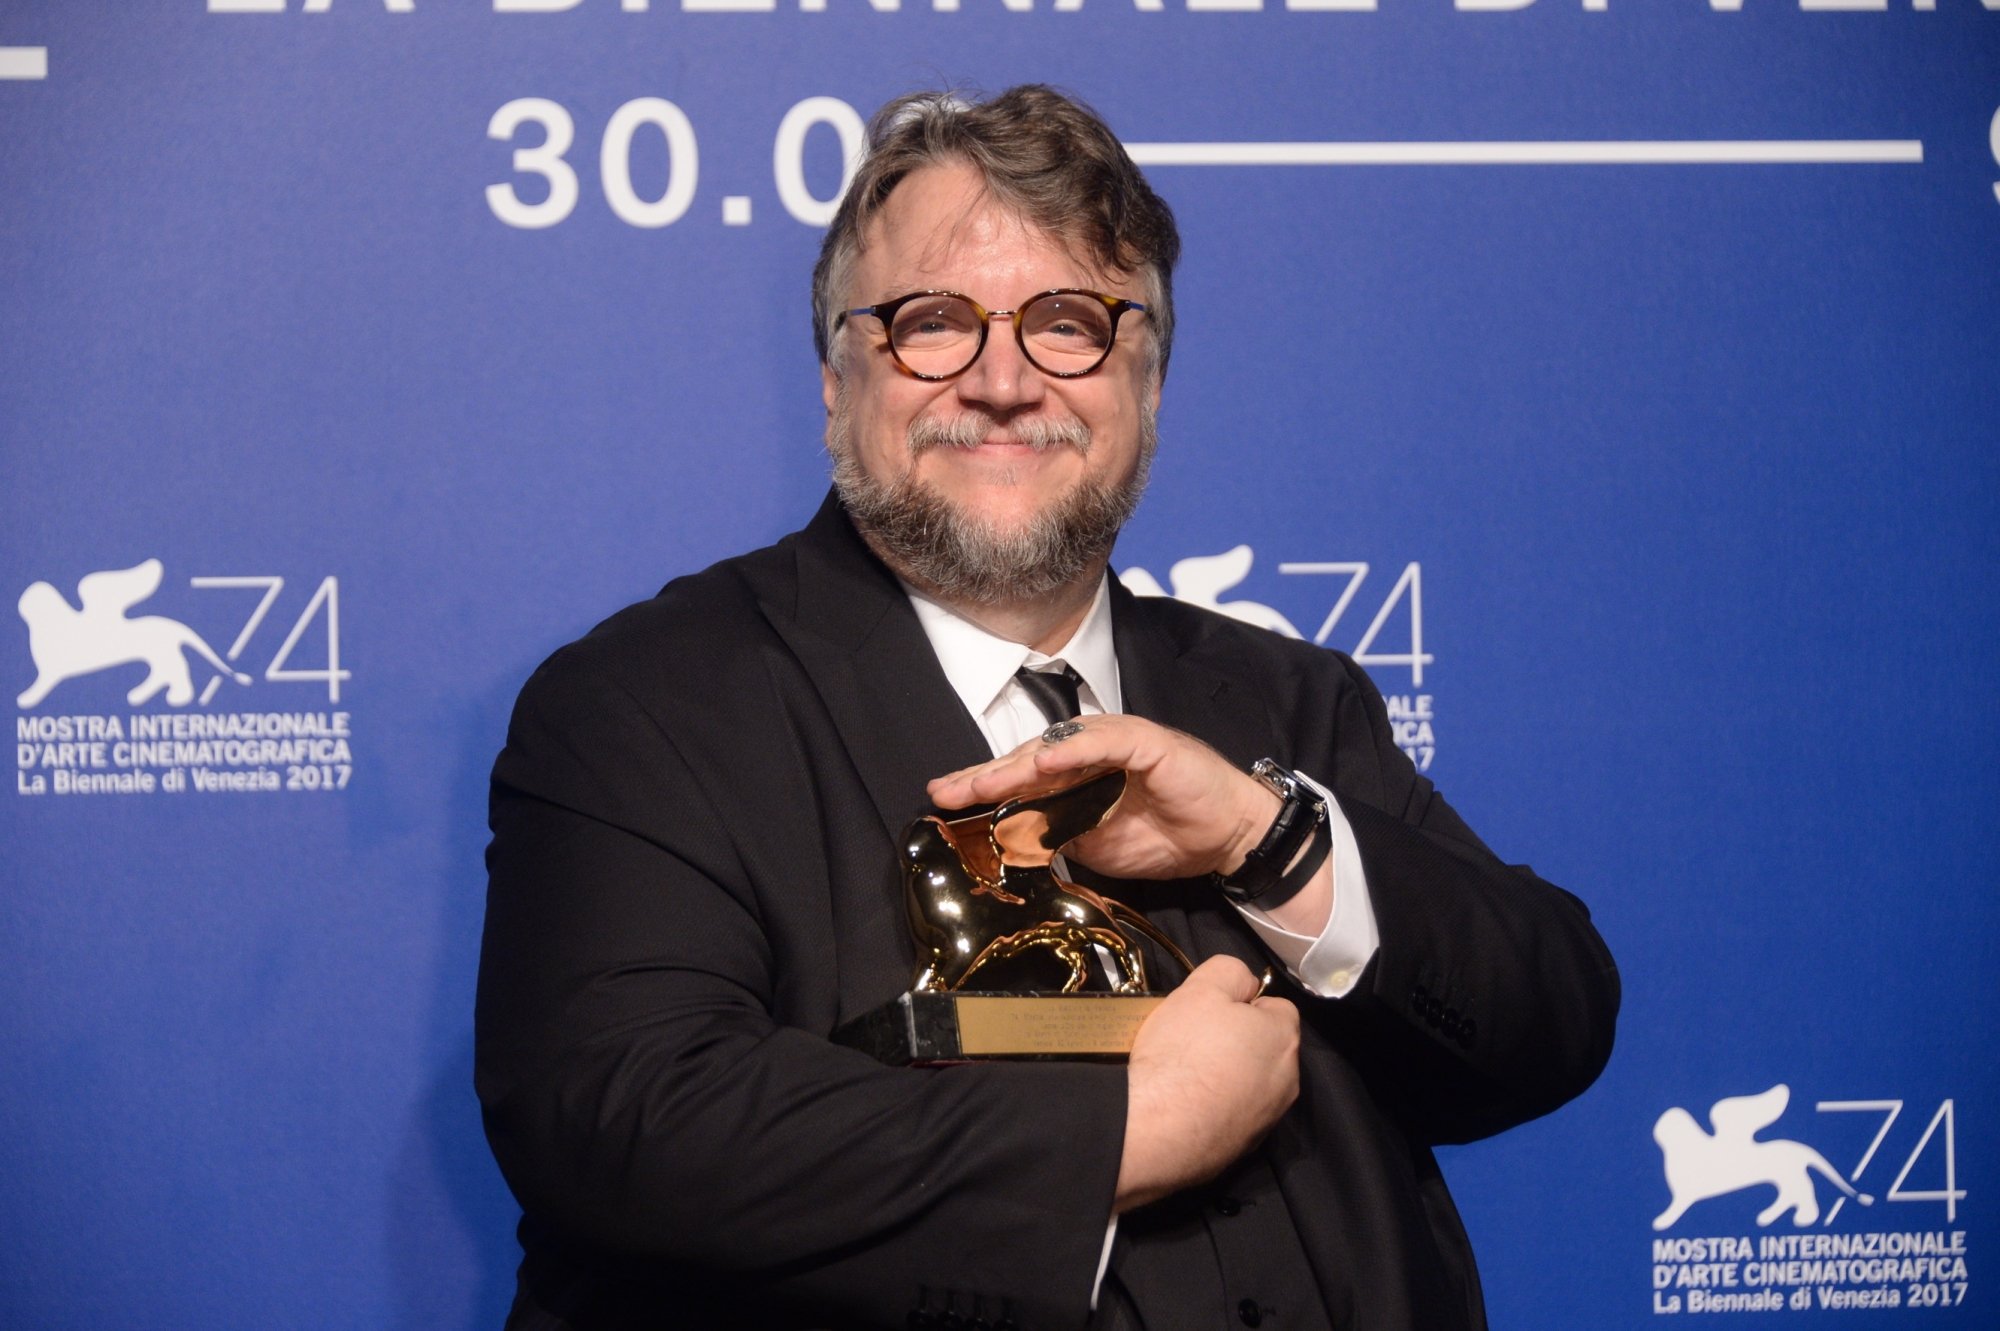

left=1250, top=758, right=1294, bottom=798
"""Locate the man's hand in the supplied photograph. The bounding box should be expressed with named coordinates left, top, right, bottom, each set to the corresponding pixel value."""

left=926, top=715, right=1279, bottom=881
left=1115, top=956, right=1301, bottom=1212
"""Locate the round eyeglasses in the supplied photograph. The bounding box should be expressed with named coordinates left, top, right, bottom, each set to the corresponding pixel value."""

left=835, top=289, right=1148, bottom=381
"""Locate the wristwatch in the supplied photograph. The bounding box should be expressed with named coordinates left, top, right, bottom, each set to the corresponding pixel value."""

left=1215, top=758, right=1333, bottom=909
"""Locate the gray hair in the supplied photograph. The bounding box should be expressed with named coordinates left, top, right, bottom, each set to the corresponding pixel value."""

left=811, top=85, right=1180, bottom=375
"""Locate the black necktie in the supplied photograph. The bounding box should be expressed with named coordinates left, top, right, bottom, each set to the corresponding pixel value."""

left=1014, top=664, right=1084, bottom=724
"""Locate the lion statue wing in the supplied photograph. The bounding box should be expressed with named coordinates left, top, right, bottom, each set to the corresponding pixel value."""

left=1709, top=1084, right=1790, bottom=1138
left=76, top=559, right=164, bottom=616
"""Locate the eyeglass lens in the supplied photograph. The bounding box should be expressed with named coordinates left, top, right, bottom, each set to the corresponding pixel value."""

left=886, top=293, right=1119, bottom=378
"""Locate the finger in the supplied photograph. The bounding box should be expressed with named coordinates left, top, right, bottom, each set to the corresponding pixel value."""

left=932, top=716, right=1154, bottom=798
left=929, top=739, right=1113, bottom=808
left=926, top=745, right=1045, bottom=807
left=1185, top=954, right=1260, bottom=1002
left=930, top=715, right=1175, bottom=804
left=1030, top=717, right=1150, bottom=776
left=938, top=758, right=1056, bottom=806
left=1251, top=995, right=1300, bottom=1026
left=928, top=711, right=1136, bottom=791
left=936, top=738, right=1041, bottom=786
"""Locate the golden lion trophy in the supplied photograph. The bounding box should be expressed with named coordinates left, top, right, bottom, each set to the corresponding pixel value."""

left=833, top=769, right=1192, bottom=1063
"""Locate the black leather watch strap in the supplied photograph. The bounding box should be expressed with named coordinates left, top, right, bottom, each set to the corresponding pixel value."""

left=1216, top=759, right=1332, bottom=909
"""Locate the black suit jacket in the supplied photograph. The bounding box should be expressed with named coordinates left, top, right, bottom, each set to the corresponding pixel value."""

left=476, top=494, right=1619, bottom=1331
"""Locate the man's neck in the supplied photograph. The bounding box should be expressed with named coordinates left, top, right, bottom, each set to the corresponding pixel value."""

left=900, top=564, right=1106, bottom=654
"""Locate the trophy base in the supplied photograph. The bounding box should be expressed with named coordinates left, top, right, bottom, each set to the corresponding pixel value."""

left=832, top=990, right=1165, bottom=1064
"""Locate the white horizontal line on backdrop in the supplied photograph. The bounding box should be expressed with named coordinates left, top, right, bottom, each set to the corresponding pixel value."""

left=0, top=46, right=48, bottom=80
left=1125, top=140, right=1925, bottom=166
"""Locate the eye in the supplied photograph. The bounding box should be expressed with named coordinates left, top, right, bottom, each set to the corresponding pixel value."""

left=1024, top=298, right=1113, bottom=352
left=891, top=297, right=980, bottom=346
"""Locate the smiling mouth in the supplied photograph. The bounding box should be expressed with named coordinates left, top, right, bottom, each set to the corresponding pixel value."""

left=908, top=412, right=1092, bottom=456
left=971, top=435, right=1056, bottom=451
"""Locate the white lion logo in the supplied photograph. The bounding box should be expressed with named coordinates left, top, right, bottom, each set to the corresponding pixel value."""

left=16, top=560, right=250, bottom=708
left=1652, top=1085, right=1873, bottom=1230
left=1120, top=545, right=1303, bottom=638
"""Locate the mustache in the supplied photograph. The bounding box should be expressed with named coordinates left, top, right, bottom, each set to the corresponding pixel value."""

left=907, top=411, right=1092, bottom=455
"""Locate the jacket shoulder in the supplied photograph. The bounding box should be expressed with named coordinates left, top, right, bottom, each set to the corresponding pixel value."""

left=516, top=534, right=802, bottom=713
left=1123, top=587, right=1369, bottom=696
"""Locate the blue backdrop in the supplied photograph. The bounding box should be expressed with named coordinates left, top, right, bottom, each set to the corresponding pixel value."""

left=4, top=2, right=1997, bottom=1327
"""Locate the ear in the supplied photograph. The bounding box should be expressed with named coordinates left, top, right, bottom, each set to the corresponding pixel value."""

left=821, top=361, right=840, bottom=416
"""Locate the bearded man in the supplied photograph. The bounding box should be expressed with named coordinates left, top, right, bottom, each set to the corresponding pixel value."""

left=477, top=85, right=1619, bottom=1331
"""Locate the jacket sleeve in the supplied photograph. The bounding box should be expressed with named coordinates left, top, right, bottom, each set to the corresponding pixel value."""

left=475, top=645, right=1127, bottom=1330
left=1297, top=650, right=1621, bottom=1146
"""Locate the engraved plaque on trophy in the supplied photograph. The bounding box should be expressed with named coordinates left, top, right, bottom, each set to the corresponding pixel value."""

left=832, top=769, right=1192, bottom=1064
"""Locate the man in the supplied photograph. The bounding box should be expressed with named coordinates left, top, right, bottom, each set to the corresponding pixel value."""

left=477, top=85, right=1618, bottom=1331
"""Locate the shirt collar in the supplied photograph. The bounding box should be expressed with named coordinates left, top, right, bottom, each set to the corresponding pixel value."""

left=904, top=576, right=1122, bottom=720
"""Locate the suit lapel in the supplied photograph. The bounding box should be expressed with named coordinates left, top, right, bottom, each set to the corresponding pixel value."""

left=1112, top=580, right=1270, bottom=766
left=753, top=496, right=993, bottom=1011
left=769, top=494, right=994, bottom=837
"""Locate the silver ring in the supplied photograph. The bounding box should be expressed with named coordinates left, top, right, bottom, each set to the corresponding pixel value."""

left=1041, top=719, right=1085, bottom=744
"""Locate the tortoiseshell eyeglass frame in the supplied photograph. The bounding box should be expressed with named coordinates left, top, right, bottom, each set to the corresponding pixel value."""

left=833, top=288, right=1148, bottom=381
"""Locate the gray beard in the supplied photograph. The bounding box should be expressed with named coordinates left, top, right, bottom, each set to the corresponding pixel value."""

left=826, top=392, right=1156, bottom=607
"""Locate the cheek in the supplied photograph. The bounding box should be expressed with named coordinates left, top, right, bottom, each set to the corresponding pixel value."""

left=840, top=385, right=923, bottom=469
left=1078, top=393, right=1144, bottom=461
left=1068, top=366, right=1148, bottom=426
left=872, top=378, right=965, bottom=437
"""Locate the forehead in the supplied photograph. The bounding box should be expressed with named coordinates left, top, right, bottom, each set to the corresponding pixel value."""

left=852, top=161, right=1126, bottom=302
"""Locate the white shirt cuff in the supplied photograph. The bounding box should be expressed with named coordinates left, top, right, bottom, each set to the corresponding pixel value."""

left=1233, top=773, right=1379, bottom=999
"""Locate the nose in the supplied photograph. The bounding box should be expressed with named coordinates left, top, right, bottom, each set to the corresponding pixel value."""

left=952, top=317, right=1046, bottom=415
